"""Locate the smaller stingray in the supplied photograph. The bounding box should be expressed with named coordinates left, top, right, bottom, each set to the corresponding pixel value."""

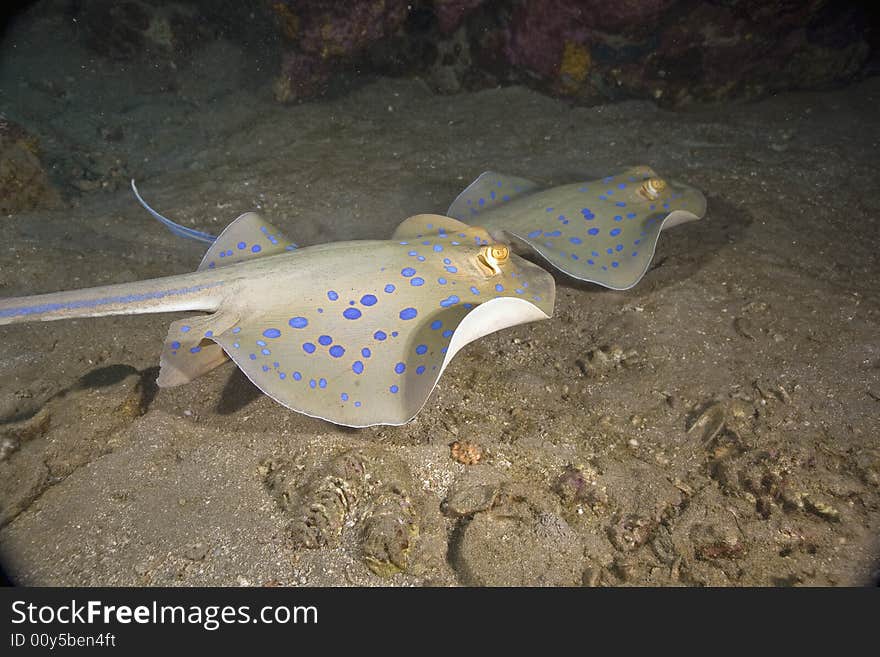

left=0, top=190, right=555, bottom=427
left=445, top=165, right=707, bottom=290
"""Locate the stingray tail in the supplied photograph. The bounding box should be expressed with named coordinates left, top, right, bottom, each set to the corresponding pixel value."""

left=131, top=179, right=217, bottom=243
left=0, top=272, right=227, bottom=327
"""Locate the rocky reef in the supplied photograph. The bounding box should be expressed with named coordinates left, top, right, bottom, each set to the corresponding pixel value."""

left=48, top=0, right=874, bottom=107
left=0, top=116, right=60, bottom=215
left=265, top=0, right=874, bottom=105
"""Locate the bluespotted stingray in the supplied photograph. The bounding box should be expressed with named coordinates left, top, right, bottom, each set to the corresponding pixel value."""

left=442, top=165, right=707, bottom=290
left=0, top=166, right=705, bottom=427
left=0, top=186, right=555, bottom=427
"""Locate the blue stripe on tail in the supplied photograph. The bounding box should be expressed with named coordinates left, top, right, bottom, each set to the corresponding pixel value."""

left=131, top=180, right=217, bottom=244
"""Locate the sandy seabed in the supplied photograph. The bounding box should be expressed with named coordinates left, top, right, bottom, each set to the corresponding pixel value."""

left=0, top=12, right=878, bottom=586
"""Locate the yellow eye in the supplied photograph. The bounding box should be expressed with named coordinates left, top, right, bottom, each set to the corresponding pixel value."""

left=477, top=244, right=509, bottom=275
left=639, top=177, right=666, bottom=200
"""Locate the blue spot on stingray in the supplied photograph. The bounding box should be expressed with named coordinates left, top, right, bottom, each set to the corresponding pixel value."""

left=309, top=379, right=316, bottom=389
left=400, top=307, right=418, bottom=320
left=390, top=385, right=399, bottom=394
left=329, top=345, right=345, bottom=358
left=408, top=250, right=418, bottom=256
left=261, top=348, right=270, bottom=356
left=440, top=295, right=460, bottom=308
left=616, top=244, right=624, bottom=252
left=257, top=340, right=266, bottom=347
left=569, top=237, right=583, bottom=245
left=430, top=320, right=442, bottom=330
left=527, top=230, right=542, bottom=238
left=581, top=208, right=595, bottom=219
left=443, top=258, right=451, bottom=265
left=237, top=241, right=246, bottom=249
left=607, top=248, right=614, bottom=254
left=433, top=244, right=443, bottom=252
left=438, top=277, right=447, bottom=285
left=470, top=286, right=480, bottom=295
left=632, top=251, right=639, bottom=257
left=395, top=362, right=406, bottom=374
left=384, top=284, right=395, bottom=293
left=392, top=331, right=399, bottom=337
left=232, top=327, right=241, bottom=334
left=362, top=347, right=371, bottom=358
left=495, top=283, right=504, bottom=292
left=445, top=265, right=458, bottom=273
left=417, top=256, right=426, bottom=261
left=353, top=361, right=364, bottom=375
left=279, top=372, right=286, bottom=380
left=318, top=335, right=332, bottom=346
left=252, top=245, right=262, bottom=253
left=571, top=254, right=579, bottom=261
left=361, top=294, right=377, bottom=306
left=442, top=329, right=453, bottom=338
left=610, top=228, right=622, bottom=237
left=416, top=344, right=428, bottom=355
left=416, top=365, right=425, bottom=375
left=319, top=378, right=327, bottom=389
left=180, top=325, right=191, bottom=333
left=328, top=290, right=339, bottom=301
left=190, top=346, right=201, bottom=354
left=401, top=267, right=416, bottom=277
left=545, top=230, right=561, bottom=237
left=373, top=330, right=387, bottom=342
left=293, top=371, right=302, bottom=381
left=204, top=330, right=213, bottom=338
left=355, top=401, right=362, bottom=407
left=262, top=365, right=269, bottom=372
left=341, top=392, right=349, bottom=401
left=303, top=342, right=316, bottom=354
left=171, top=341, right=181, bottom=349
left=344, top=308, right=362, bottom=320
left=588, top=228, right=600, bottom=236
left=614, top=215, right=622, bottom=222
left=411, top=277, right=425, bottom=287
left=627, top=212, right=637, bottom=219
left=249, top=353, right=256, bottom=360
left=289, top=317, right=308, bottom=329
left=612, top=261, right=619, bottom=268
left=588, top=259, right=595, bottom=265
left=263, top=328, right=281, bottom=338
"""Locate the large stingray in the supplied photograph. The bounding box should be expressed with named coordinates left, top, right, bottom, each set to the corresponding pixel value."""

left=0, top=192, right=555, bottom=427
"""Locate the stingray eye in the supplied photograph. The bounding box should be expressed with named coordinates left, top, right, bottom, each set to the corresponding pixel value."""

left=477, top=244, right=508, bottom=276
left=489, top=244, right=509, bottom=262
left=640, top=177, right=667, bottom=200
